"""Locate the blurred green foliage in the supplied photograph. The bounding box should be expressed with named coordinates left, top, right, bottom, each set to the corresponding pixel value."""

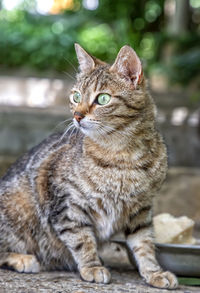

left=0, top=0, right=199, bottom=85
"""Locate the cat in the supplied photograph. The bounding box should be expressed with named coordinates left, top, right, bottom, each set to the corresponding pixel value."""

left=0, top=44, right=178, bottom=289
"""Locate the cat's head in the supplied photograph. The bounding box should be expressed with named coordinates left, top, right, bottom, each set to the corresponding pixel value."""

left=69, top=44, right=152, bottom=143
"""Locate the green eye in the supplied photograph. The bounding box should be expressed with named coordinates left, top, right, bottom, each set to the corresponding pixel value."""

left=73, top=92, right=81, bottom=103
left=97, top=93, right=111, bottom=105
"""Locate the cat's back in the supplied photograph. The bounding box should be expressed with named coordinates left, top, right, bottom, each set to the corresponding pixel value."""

left=0, top=131, right=80, bottom=186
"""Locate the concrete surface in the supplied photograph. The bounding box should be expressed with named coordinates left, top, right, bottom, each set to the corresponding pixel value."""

left=0, top=267, right=200, bottom=293
left=0, top=242, right=200, bottom=293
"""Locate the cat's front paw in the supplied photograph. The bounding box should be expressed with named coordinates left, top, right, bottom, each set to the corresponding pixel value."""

left=80, top=266, right=111, bottom=284
left=7, top=254, right=40, bottom=273
left=145, top=271, right=178, bottom=289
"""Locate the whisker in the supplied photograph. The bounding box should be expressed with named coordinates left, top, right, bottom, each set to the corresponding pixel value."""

left=98, top=124, right=129, bottom=141
left=52, top=118, right=73, bottom=132
left=75, top=127, right=79, bottom=140
left=59, top=122, right=75, bottom=143
left=64, top=57, right=78, bottom=73
left=63, top=71, right=76, bottom=81
left=68, top=125, right=77, bottom=142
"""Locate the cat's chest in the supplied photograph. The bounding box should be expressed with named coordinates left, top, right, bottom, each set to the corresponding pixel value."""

left=82, top=165, right=151, bottom=240
left=80, top=146, right=151, bottom=197
left=87, top=193, right=138, bottom=241
left=84, top=169, right=146, bottom=239
left=82, top=161, right=148, bottom=198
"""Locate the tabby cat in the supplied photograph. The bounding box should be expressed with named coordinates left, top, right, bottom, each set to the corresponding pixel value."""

left=0, top=44, right=178, bottom=289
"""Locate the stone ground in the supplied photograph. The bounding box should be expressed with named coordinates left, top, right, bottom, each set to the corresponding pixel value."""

left=0, top=243, right=200, bottom=293
left=0, top=267, right=200, bottom=293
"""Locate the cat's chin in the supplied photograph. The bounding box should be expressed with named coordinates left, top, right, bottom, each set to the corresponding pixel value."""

left=73, top=119, right=98, bottom=138
left=79, top=127, right=91, bottom=136
left=74, top=125, right=103, bottom=142
left=79, top=127, right=97, bottom=139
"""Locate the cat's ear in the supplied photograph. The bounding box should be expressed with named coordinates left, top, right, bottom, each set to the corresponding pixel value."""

left=110, top=45, right=143, bottom=88
left=75, top=43, right=95, bottom=73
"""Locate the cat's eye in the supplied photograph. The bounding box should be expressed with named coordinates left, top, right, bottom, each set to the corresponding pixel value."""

left=73, top=91, right=81, bottom=103
left=97, top=93, right=111, bottom=105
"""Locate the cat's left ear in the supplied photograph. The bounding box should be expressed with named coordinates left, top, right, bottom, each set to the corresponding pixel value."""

left=110, top=45, right=143, bottom=88
left=75, top=43, right=105, bottom=73
left=75, top=43, right=95, bottom=73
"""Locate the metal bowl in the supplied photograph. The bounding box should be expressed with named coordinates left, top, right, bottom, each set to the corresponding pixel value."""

left=112, top=236, right=200, bottom=277
left=155, top=242, right=200, bottom=277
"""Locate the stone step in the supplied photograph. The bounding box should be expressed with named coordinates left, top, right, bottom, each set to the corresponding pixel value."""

left=0, top=105, right=199, bottom=166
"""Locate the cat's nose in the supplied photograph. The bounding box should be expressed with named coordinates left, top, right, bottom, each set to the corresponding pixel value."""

left=74, top=111, right=85, bottom=123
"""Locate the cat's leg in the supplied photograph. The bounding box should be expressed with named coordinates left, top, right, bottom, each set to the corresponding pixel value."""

left=126, top=207, right=178, bottom=289
left=51, top=204, right=111, bottom=284
left=0, top=252, right=40, bottom=273
left=58, top=227, right=110, bottom=283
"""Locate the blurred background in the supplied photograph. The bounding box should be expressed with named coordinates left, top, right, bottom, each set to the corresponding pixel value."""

left=0, top=0, right=200, bottom=225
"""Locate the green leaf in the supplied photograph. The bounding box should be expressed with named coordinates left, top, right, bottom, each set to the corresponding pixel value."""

left=178, top=277, right=200, bottom=286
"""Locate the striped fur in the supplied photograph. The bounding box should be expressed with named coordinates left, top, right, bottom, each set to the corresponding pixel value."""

left=0, top=45, right=177, bottom=288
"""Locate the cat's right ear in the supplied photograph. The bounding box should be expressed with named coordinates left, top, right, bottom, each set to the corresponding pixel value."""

left=110, top=45, right=143, bottom=88
left=75, top=43, right=95, bottom=73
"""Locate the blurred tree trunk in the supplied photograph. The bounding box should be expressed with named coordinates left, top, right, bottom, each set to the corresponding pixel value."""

left=173, top=0, right=189, bottom=34
left=170, top=0, right=190, bottom=35
left=163, top=0, right=190, bottom=63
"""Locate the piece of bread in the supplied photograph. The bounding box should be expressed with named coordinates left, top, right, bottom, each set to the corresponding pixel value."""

left=153, top=213, right=196, bottom=244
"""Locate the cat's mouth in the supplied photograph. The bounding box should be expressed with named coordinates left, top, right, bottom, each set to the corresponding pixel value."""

left=73, top=117, right=114, bottom=139
left=73, top=118, right=97, bottom=134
